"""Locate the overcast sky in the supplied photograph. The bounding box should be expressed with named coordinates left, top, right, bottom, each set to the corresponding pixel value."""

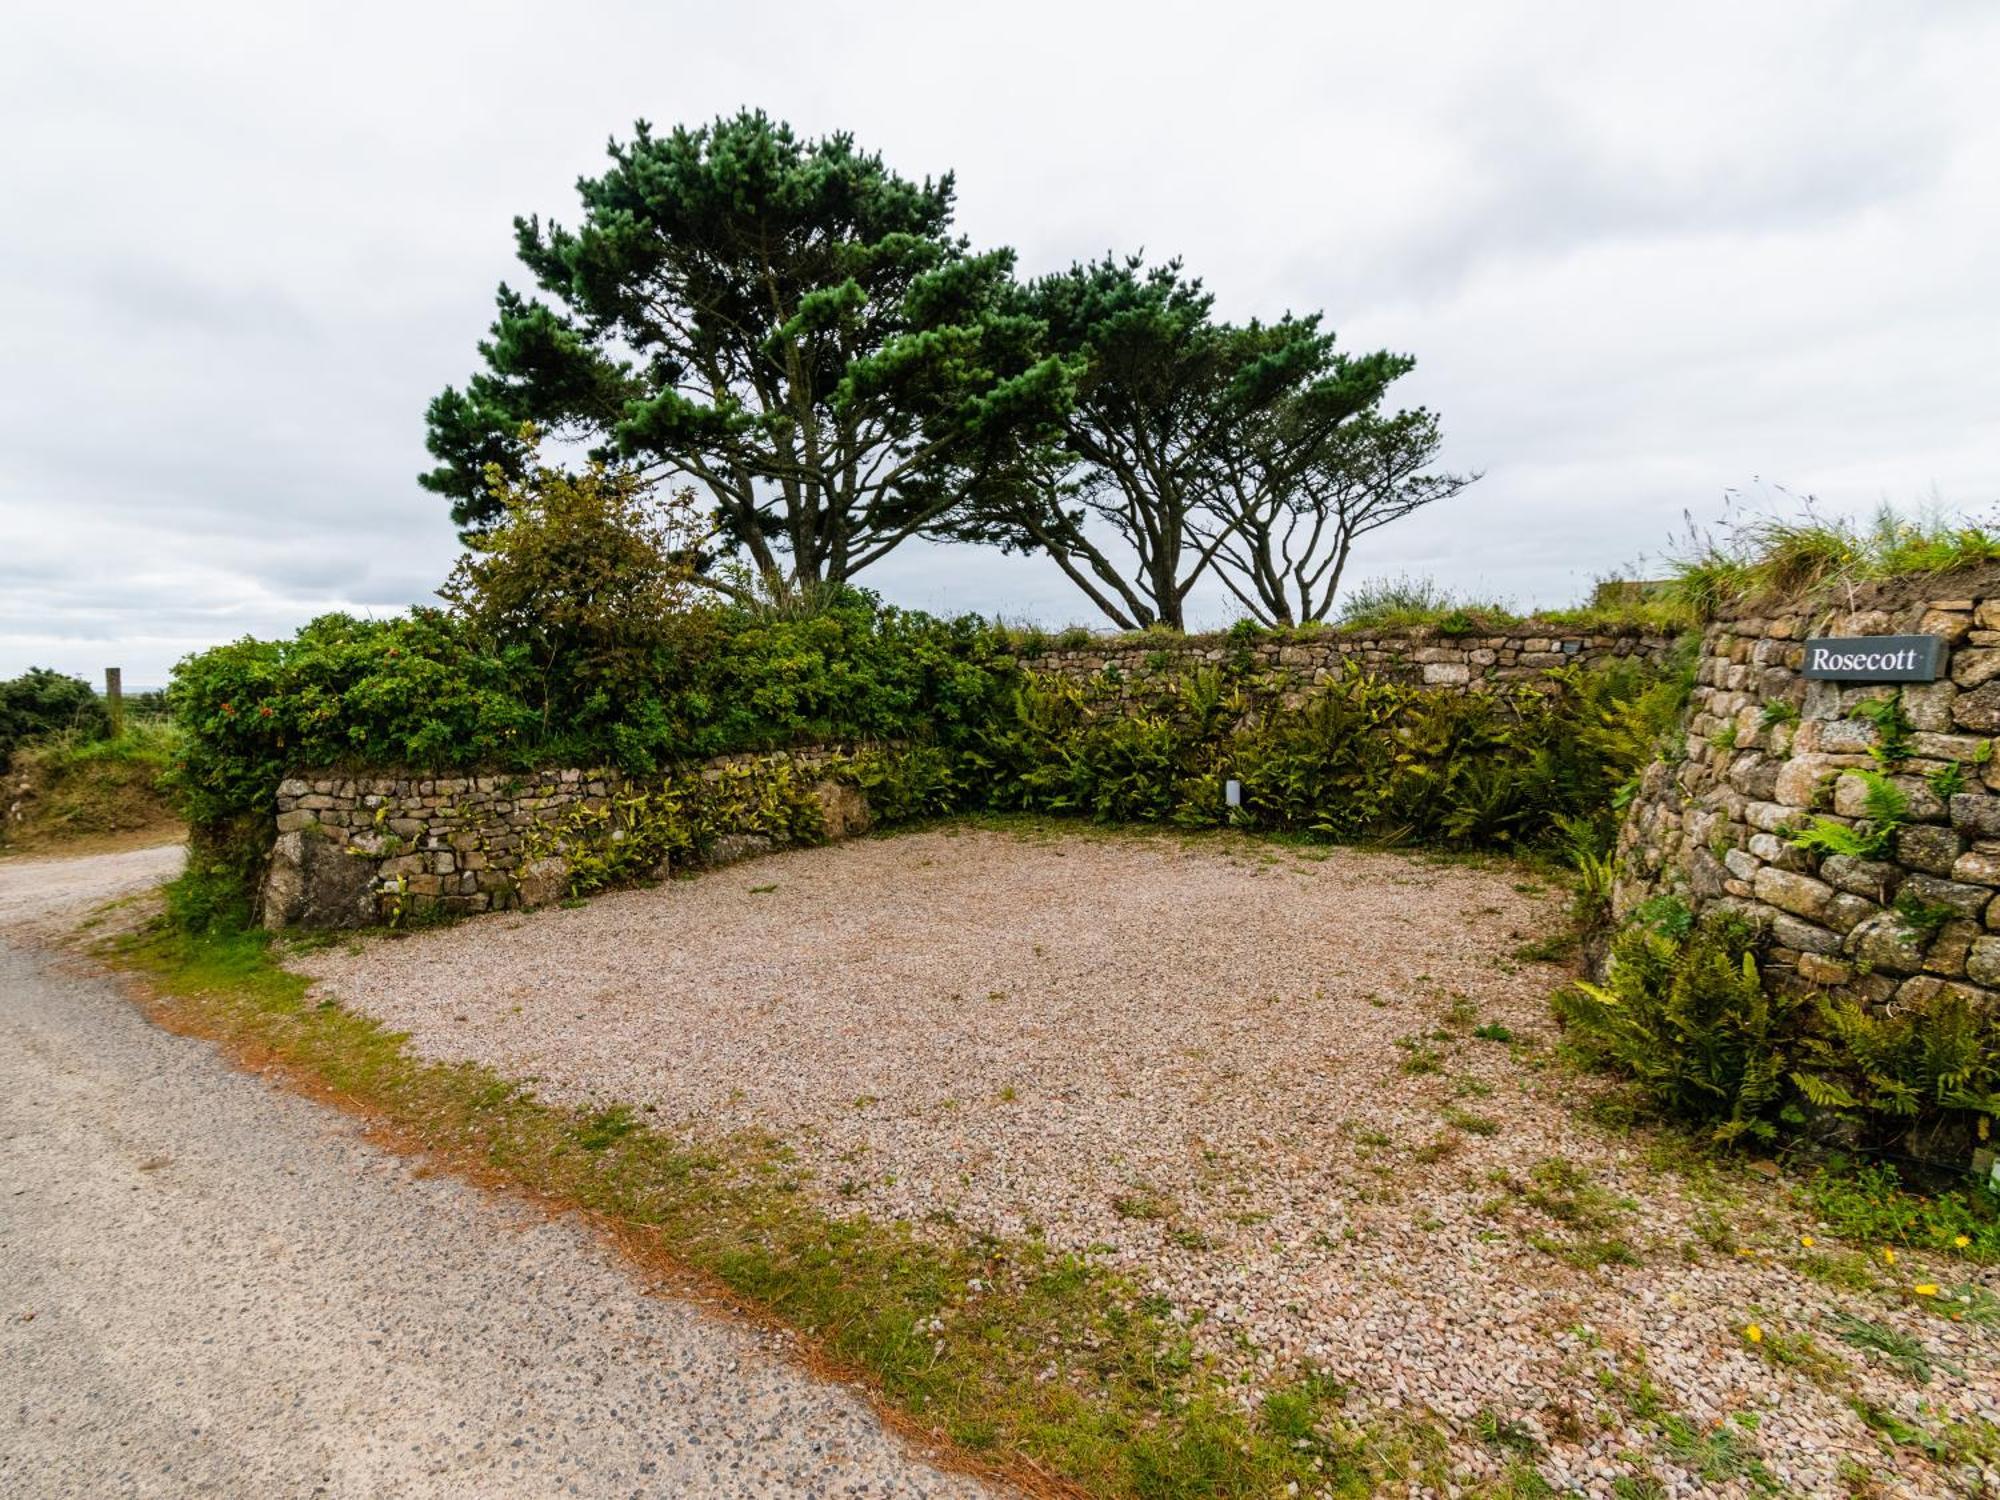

left=4, top=2, right=1997, bottom=684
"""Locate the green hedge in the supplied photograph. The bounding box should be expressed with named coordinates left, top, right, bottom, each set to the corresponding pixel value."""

left=0, top=667, right=109, bottom=766
left=167, top=593, right=1683, bottom=920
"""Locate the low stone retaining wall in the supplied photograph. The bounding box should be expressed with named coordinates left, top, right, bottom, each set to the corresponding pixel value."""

left=1022, top=623, right=1676, bottom=699
left=1614, top=564, right=2000, bottom=1009
left=260, top=747, right=867, bottom=930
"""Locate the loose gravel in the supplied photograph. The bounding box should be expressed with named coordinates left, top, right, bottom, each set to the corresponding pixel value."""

left=298, top=824, right=2000, bottom=1497
left=0, top=846, right=992, bottom=1499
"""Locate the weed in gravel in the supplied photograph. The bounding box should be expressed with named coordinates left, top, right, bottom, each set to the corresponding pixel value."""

left=1472, top=1022, right=1514, bottom=1042
left=1849, top=1398, right=2000, bottom=1470
left=1413, top=1134, right=1461, bottom=1165
left=1832, top=1314, right=1963, bottom=1384
left=1793, top=1248, right=1878, bottom=1293
left=1744, top=1322, right=1849, bottom=1389
left=1519, top=1159, right=1629, bottom=1228
left=1473, top=1409, right=1541, bottom=1455
left=1110, top=1190, right=1174, bottom=1222
left=1443, top=1107, right=1500, bottom=1137
left=1398, top=1035, right=1445, bottom=1075
left=1801, top=1160, right=2000, bottom=1260
left=1659, top=1413, right=1777, bottom=1491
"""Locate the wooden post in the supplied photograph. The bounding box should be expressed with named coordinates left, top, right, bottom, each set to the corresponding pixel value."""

left=105, top=667, right=124, bottom=738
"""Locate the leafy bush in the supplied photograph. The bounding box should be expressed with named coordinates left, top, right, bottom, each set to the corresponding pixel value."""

left=1793, top=995, right=2000, bottom=1156
left=439, top=452, right=711, bottom=734
left=969, top=656, right=1678, bottom=850
left=1558, top=912, right=1799, bottom=1145
left=0, top=667, right=108, bottom=765
left=170, top=588, right=1681, bottom=921
left=1560, top=912, right=2000, bottom=1161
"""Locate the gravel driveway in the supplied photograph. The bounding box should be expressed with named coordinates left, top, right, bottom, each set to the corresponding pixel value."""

left=298, top=823, right=2000, bottom=1497
left=0, top=846, right=990, bottom=1499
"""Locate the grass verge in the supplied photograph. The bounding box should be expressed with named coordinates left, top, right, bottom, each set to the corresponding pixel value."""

left=1, top=719, right=182, bottom=853
left=108, top=912, right=1435, bottom=1500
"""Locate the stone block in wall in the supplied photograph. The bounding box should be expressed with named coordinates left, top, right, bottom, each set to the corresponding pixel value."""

left=1746, top=800, right=1796, bottom=834
left=1771, top=913, right=1842, bottom=956
left=1797, top=953, right=1854, bottom=985
left=1836, top=774, right=1944, bottom=823
left=1968, top=936, right=2000, bottom=987
left=1846, top=912, right=1925, bottom=974
left=1421, top=662, right=1471, bottom=685
left=1774, top=754, right=1869, bottom=809
left=1730, top=753, right=1779, bottom=800
left=1899, top=872, right=1991, bottom=918
left=812, top=778, right=872, bottom=840
left=1920, top=609, right=1975, bottom=645
left=1954, top=649, right=2000, bottom=689
left=1753, top=867, right=1833, bottom=921
left=260, top=828, right=376, bottom=930
left=1949, top=793, right=2000, bottom=838
left=1823, top=892, right=1882, bottom=934
left=1819, top=719, right=1881, bottom=756
left=1952, top=682, right=2000, bottom=731
left=1912, top=732, right=1989, bottom=763
left=1954, top=848, right=2000, bottom=885
left=1924, top=919, right=1980, bottom=978
left=1749, top=831, right=1814, bottom=871
left=515, top=856, right=569, bottom=909
left=1895, top=825, right=1966, bottom=877
left=1821, top=854, right=1902, bottom=900
left=1802, top=680, right=1843, bottom=720
left=1895, top=976, right=1990, bottom=1009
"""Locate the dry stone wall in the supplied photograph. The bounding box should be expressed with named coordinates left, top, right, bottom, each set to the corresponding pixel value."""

left=1023, top=623, right=1675, bottom=699
left=260, top=747, right=865, bottom=930
left=1613, top=563, right=2000, bottom=1009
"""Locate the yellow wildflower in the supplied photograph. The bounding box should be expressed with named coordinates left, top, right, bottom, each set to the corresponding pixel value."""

left=1882, top=1247, right=1898, bottom=1265
left=1745, top=1324, right=1763, bottom=1343
left=1955, top=1235, right=1972, bottom=1249
left=1799, top=1235, right=1814, bottom=1248
left=1915, top=1284, right=1940, bottom=1297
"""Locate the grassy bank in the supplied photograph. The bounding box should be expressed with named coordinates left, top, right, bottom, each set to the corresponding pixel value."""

left=108, top=910, right=1466, bottom=1500
left=1, top=720, right=183, bottom=854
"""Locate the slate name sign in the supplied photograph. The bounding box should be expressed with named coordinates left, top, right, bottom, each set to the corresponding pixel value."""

left=1801, top=634, right=1946, bottom=683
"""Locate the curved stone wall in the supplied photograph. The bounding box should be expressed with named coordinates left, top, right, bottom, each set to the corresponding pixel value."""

left=1613, top=563, right=2000, bottom=1008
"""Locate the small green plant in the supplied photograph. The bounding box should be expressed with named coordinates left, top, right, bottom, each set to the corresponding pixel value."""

left=1929, top=760, right=1967, bottom=801
left=1852, top=694, right=1915, bottom=768
left=1832, top=1313, right=1963, bottom=1384
left=1798, top=1159, right=2000, bottom=1258
left=1788, top=769, right=1908, bottom=859
left=1557, top=913, right=1798, bottom=1145
left=1892, top=891, right=1957, bottom=941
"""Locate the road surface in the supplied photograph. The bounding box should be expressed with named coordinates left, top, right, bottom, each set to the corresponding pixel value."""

left=0, top=845, right=989, bottom=1498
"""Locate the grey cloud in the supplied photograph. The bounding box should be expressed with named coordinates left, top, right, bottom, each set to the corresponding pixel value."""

left=2, top=0, right=1998, bottom=682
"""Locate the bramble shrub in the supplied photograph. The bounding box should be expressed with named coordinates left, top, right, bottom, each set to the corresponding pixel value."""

left=0, top=667, right=108, bottom=766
